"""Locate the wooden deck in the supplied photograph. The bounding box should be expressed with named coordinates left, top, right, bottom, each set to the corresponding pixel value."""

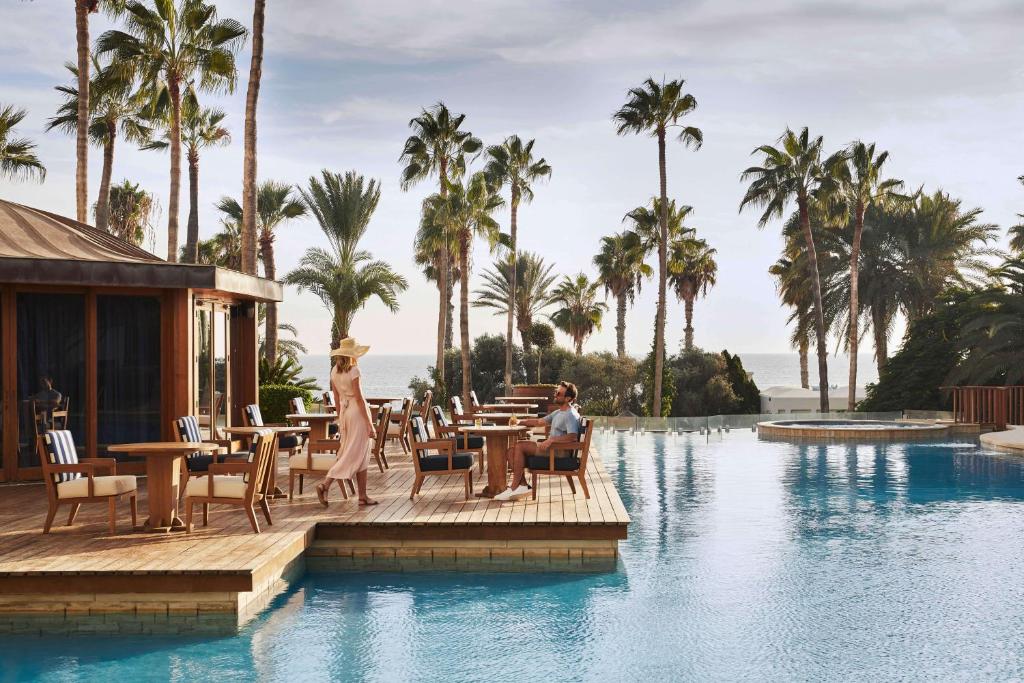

left=0, top=443, right=629, bottom=633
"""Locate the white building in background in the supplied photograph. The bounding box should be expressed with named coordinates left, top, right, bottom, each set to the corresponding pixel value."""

left=759, top=385, right=866, bottom=414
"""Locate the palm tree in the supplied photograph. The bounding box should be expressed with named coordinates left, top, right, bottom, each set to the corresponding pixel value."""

left=623, top=197, right=695, bottom=252
left=593, top=231, right=651, bottom=357
left=73, top=0, right=97, bottom=222
left=445, top=172, right=505, bottom=405
left=285, top=170, right=408, bottom=346
left=951, top=259, right=1024, bottom=385
left=473, top=251, right=559, bottom=353
left=142, top=101, right=230, bottom=263
left=48, top=59, right=147, bottom=232
left=106, top=179, right=155, bottom=246
left=740, top=127, right=843, bottom=410
left=1009, top=177, right=1024, bottom=252
left=550, top=273, right=608, bottom=356
left=398, top=102, right=482, bottom=386
left=483, top=135, right=552, bottom=390
left=240, top=0, right=266, bottom=276
left=414, top=192, right=462, bottom=357
left=216, top=181, right=307, bottom=363
left=769, top=254, right=813, bottom=388
left=0, top=105, right=46, bottom=182
left=832, top=141, right=904, bottom=409
left=668, top=237, right=717, bottom=351
left=195, top=218, right=242, bottom=269
left=97, top=0, right=246, bottom=262
left=613, top=77, right=702, bottom=417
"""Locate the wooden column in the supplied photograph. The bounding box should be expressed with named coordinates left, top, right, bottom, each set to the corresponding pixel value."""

left=1, top=287, right=14, bottom=482
left=230, top=301, right=258, bottom=425
left=85, top=291, right=97, bottom=458
left=162, top=289, right=193, bottom=441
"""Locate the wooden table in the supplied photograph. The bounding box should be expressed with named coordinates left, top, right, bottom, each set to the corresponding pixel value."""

left=466, top=412, right=521, bottom=425
left=458, top=425, right=529, bottom=498
left=365, top=397, right=404, bottom=404
left=285, top=413, right=335, bottom=441
left=476, top=403, right=537, bottom=413
left=221, top=425, right=310, bottom=499
left=496, top=396, right=548, bottom=403
left=108, top=442, right=219, bottom=533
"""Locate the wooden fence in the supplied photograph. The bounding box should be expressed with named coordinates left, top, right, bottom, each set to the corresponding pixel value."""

left=943, top=386, right=1024, bottom=431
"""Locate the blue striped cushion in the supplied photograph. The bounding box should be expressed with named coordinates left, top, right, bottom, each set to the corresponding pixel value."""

left=43, top=430, right=80, bottom=483
left=290, top=397, right=306, bottom=415
left=175, top=416, right=204, bottom=462
left=451, top=396, right=464, bottom=415
left=432, top=406, right=449, bottom=428
left=470, top=391, right=480, bottom=407
left=245, top=404, right=263, bottom=427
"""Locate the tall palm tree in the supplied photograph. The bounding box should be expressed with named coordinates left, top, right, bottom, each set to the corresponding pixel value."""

left=1009, top=177, right=1024, bottom=252
left=613, top=77, right=702, bottom=417
left=240, top=0, right=266, bottom=276
left=951, top=259, right=1024, bottom=385
left=285, top=170, right=408, bottom=346
left=106, top=179, right=155, bottom=246
left=142, top=101, right=230, bottom=263
left=97, top=0, right=246, bottom=262
left=0, top=105, right=46, bottom=182
left=668, top=237, right=717, bottom=351
left=473, top=251, right=559, bottom=353
left=740, top=127, right=842, bottom=410
left=593, top=231, right=651, bottom=357
left=550, top=273, right=608, bottom=356
left=444, top=172, right=505, bottom=404
left=832, top=141, right=904, bottom=409
left=623, top=197, right=695, bottom=252
left=73, top=0, right=98, bottom=222
left=414, top=192, right=462, bottom=357
left=48, top=59, right=147, bottom=232
left=398, top=102, right=482, bottom=386
left=216, top=181, right=307, bottom=363
left=483, top=135, right=552, bottom=390
left=769, top=254, right=813, bottom=388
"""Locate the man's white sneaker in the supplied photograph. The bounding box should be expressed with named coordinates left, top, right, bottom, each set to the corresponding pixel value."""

left=492, top=487, right=515, bottom=501
left=507, top=484, right=531, bottom=499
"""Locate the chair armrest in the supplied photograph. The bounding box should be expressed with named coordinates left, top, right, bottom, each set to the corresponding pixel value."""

left=436, top=425, right=459, bottom=435
left=47, top=463, right=97, bottom=475
left=548, top=441, right=582, bottom=454
left=413, top=439, right=453, bottom=454
left=208, top=463, right=253, bottom=476
left=79, top=457, right=117, bottom=474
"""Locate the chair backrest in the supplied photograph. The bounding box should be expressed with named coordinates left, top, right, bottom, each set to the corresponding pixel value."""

left=374, top=404, right=392, bottom=456
left=408, top=415, right=430, bottom=448
left=245, top=429, right=276, bottom=490
left=290, top=397, right=307, bottom=415
left=418, top=390, right=433, bottom=419
left=398, top=397, right=414, bottom=428
left=450, top=395, right=465, bottom=418
left=51, top=396, right=70, bottom=430
left=576, top=417, right=594, bottom=470
left=431, top=405, right=450, bottom=433
left=173, top=415, right=206, bottom=461
left=322, top=391, right=336, bottom=408
left=40, top=430, right=80, bottom=484
left=243, top=404, right=264, bottom=427
left=469, top=390, right=480, bottom=407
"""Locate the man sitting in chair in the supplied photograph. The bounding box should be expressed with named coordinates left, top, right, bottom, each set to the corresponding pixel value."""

left=493, top=381, right=580, bottom=501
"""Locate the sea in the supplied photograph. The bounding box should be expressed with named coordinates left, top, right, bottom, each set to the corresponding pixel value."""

left=295, top=353, right=879, bottom=397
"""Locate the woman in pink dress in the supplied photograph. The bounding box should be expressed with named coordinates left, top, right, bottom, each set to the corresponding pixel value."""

left=316, top=337, right=379, bottom=506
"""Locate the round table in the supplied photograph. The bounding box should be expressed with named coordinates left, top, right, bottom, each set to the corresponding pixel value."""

left=465, top=412, right=520, bottom=425
left=107, top=441, right=219, bottom=533
left=458, top=425, right=529, bottom=498
left=221, top=425, right=311, bottom=499
left=285, top=413, right=335, bottom=441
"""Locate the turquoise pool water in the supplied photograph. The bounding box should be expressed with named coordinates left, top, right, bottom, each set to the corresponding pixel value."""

left=5, top=431, right=1024, bottom=681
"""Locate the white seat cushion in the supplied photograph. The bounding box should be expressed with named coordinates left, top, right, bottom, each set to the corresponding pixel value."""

left=387, top=423, right=402, bottom=436
left=288, top=453, right=336, bottom=471
left=57, top=475, right=136, bottom=499
left=184, top=475, right=248, bottom=499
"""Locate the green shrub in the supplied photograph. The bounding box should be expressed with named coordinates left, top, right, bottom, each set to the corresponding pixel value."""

left=259, top=384, right=313, bottom=424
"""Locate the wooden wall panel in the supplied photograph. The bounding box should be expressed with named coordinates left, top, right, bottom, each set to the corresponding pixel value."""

left=230, top=302, right=258, bottom=425
left=1, top=287, right=14, bottom=481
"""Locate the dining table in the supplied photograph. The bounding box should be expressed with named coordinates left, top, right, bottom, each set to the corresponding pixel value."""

left=475, top=403, right=538, bottom=413
left=107, top=441, right=219, bottom=533
left=365, top=396, right=405, bottom=405
left=495, top=396, right=549, bottom=403
left=221, top=425, right=310, bottom=499
left=464, top=412, right=521, bottom=425
left=457, top=424, right=530, bottom=498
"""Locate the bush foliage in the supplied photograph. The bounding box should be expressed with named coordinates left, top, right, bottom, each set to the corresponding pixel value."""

left=259, top=384, right=313, bottom=424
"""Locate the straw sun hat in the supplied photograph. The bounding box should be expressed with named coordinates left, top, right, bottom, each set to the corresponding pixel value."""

left=329, top=337, right=370, bottom=359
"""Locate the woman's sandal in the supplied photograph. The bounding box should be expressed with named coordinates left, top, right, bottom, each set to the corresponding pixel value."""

left=316, top=483, right=329, bottom=507
left=359, top=497, right=379, bottom=506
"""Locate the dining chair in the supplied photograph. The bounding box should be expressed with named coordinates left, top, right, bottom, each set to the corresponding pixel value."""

left=386, top=397, right=414, bottom=454
left=406, top=415, right=473, bottom=501
left=430, top=405, right=484, bottom=475
left=243, top=403, right=302, bottom=456
left=525, top=417, right=594, bottom=499
left=371, top=404, right=392, bottom=472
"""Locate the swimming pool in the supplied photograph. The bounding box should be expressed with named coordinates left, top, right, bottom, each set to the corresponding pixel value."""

left=5, top=431, right=1024, bottom=681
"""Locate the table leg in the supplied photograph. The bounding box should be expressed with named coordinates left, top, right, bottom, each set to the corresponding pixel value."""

left=268, top=442, right=286, bottom=499
left=142, top=454, right=185, bottom=533
left=478, top=434, right=511, bottom=498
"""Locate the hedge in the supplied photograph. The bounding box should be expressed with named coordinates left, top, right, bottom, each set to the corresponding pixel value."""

left=259, top=384, right=313, bottom=424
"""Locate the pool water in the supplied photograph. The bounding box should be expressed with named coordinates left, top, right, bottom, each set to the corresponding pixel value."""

left=5, top=432, right=1024, bottom=681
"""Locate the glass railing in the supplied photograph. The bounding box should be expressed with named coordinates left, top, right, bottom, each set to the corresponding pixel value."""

left=589, top=411, right=906, bottom=434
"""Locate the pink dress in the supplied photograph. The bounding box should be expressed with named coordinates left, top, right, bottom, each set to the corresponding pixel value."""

left=326, top=366, right=371, bottom=479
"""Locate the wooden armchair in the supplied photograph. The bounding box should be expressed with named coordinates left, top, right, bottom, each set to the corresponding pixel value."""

left=173, top=415, right=241, bottom=497
left=320, top=391, right=340, bottom=436
left=407, top=415, right=473, bottom=501
left=526, top=417, right=594, bottom=500
left=386, top=397, right=414, bottom=454
left=430, top=405, right=484, bottom=475
left=184, top=429, right=277, bottom=534
left=37, top=431, right=137, bottom=534
left=372, top=404, right=393, bottom=472
left=243, top=403, right=303, bottom=456
left=415, top=390, right=433, bottom=420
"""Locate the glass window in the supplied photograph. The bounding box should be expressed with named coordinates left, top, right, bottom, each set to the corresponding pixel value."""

left=17, top=293, right=86, bottom=468
left=195, top=306, right=212, bottom=438
left=214, top=308, right=230, bottom=436
left=97, top=295, right=161, bottom=459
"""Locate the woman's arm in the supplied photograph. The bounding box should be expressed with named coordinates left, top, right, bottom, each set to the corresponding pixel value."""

left=351, top=375, right=375, bottom=433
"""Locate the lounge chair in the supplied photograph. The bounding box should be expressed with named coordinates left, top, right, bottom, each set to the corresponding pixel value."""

left=407, top=415, right=474, bottom=501
left=37, top=430, right=137, bottom=534
left=184, top=429, right=277, bottom=534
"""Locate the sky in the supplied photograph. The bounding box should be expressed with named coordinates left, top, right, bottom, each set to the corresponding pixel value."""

left=1, top=0, right=1022, bottom=358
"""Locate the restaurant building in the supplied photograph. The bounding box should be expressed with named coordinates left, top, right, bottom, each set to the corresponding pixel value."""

left=0, top=199, right=283, bottom=481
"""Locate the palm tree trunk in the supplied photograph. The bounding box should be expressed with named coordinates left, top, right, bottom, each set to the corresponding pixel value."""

left=798, top=334, right=810, bottom=389
left=683, top=295, right=695, bottom=351
left=799, top=198, right=829, bottom=411
left=261, top=236, right=278, bottom=365
left=653, top=128, right=668, bottom=418
left=445, top=282, right=455, bottom=349
left=504, top=189, right=519, bottom=390
left=848, top=202, right=864, bottom=411
left=184, top=149, right=200, bottom=264
left=166, top=78, right=182, bottom=263
left=537, top=349, right=542, bottom=384
left=74, top=0, right=90, bottom=223
left=519, top=316, right=532, bottom=354
left=436, top=160, right=449, bottom=387
left=459, top=228, right=472, bottom=408
left=873, top=306, right=888, bottom=378
left=615, top=292, right=626, bottom=358
left=241, top=0, right=265, bottom=276
left=95, top=123, right=115, bottom=233
left=575, top=337, right=583, bottom=357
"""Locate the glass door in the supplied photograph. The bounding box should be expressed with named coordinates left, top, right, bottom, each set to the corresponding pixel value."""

left=194, top=301, right=231, bottom=439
